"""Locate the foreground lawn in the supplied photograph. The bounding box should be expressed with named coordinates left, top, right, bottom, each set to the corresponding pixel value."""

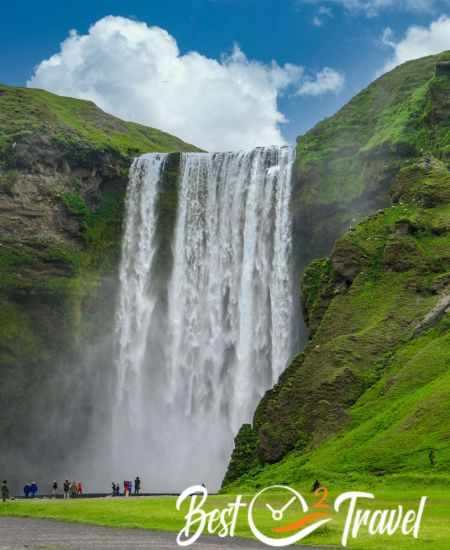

left=1, top=481, right=449, bottom=549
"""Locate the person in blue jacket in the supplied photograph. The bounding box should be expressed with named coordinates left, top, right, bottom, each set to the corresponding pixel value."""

left=24, top=483, right=31, bottom=498
left=30, top=481, right=38, bottom=498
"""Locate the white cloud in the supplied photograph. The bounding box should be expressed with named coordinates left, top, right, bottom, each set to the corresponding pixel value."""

left=28, top=16, right=341, bottom=151
left=300, top=0, right=443, bottom=17
left=381, top=27, right=396, bottom=48
left=312, top=5, right=334, bottom=25
left=380, top=15, right=450, bottom=73
left=296, top=67, right=345, bottom=95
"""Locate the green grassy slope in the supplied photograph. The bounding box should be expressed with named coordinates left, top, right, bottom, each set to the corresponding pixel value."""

left=224, top=77, right=450, bottom=488
left=224, top=158, right=450, bottom=489
left=292, top=50, right=450, bottom=267
left=0, top=84, right=199, bottom=165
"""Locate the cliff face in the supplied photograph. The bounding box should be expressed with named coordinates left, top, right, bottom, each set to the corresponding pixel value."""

left=0, top=84, right=198, bottom=480
left=223, top=51, right=450, bottom=488
left=291, top=51, right=450, bottom=270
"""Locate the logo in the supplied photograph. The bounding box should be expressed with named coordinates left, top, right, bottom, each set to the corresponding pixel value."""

left=176, top=484, right=427, bottom=547
left=247, top=485, right=332, bottom=547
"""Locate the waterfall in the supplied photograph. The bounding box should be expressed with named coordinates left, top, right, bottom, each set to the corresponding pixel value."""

left=114, top=146, right=295, bottom=490
left=115, top=153, right=168, bottom=429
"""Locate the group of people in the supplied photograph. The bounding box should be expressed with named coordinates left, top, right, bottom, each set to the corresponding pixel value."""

left=2, top=477, right=143, bottom=500
left=112, top=476, right=141, bottom=497
left=23, top=482, right=39, bottom=498
left=22, top=480, right=83, bottom=499
left=62, top=480, right=83, bottom=499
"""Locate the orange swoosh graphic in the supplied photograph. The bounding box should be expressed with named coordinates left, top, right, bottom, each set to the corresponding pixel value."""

left=272, top=512, right=331, bottom=533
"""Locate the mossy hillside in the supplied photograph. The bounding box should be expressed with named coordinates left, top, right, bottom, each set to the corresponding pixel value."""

left=0, top=88, right=202, bottom=476
left=427, top=61, right=450, bottom=156
left=301, top=257, right=334, bottom=335
left=0, top=85, right=201, bottom=366
left=224, top=318, right=450, bottom=492
left=0, top=84, right=198, bottom=336
left=392, top=156, right=450, bottom=206
left=0, top=182, right=126, bottom=349
left=292, top=50, right=450, bottom=267
left=222, top=424, right=260, bottom=487
left=0, top=84, right=199, bottom=168
left=224, top=156, right=450, bottom=487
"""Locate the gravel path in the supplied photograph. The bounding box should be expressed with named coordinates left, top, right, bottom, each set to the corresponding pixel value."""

left=0, top=517, right=321, bottom=549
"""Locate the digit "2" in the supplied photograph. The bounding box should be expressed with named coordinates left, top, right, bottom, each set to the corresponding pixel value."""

left=313, top=486, right=330, bottom=509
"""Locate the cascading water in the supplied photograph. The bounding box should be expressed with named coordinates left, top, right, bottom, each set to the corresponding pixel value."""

left=114, top=146, right=296, bottom=490
left=115, top=153, right=168, bottom=436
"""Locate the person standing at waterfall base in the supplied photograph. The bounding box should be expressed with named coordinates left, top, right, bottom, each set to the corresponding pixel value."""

left=124, top=480, right=132, bottom=497
left=70, top=481, right=78, bottom=498
left=63, top=480, right=70, bottom=499
left=52, top=481, right=58, bottom=498
left=1, top=480, right=9, bottom=502
left=30, top=481, right=38, bottom=498
left=134, top=476, right=141, bottom=496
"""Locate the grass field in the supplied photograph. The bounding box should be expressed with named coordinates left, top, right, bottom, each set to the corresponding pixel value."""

left=1, top=479, right=449, bottom=549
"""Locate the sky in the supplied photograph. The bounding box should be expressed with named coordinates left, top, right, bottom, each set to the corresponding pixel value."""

left=1, top=0, right=450, bottom=150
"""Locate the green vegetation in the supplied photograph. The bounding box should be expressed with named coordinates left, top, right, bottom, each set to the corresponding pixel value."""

left=62, top=192, right=90, bottom=218
left=0, top=84, right=200, bottom=166
left=292, top=50, right=450, bottom=267
left=226, top=150, right=450, bottom=489
left=224, top=52, right=450, bottom=491
left=0, top=298, right=44, bottom=366
left=60, top=188, right=126, bottom=272
left=301, top=258, right=333, bottom=335
left=0, top=83, right=200, bottom=443
left=222, top=424, right=260, bottom=486
left=0, top=82, right=200, bottom=367
left=296, top=51, right=450, bottom=204
left=1, top=481, right=449, bottom=549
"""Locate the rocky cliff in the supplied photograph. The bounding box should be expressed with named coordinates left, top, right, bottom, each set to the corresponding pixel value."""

left=223, top=51, right=450, bottom=488
left=291, top=51, right=449, bottom=270
left=0, top=84, right=198, bottom=480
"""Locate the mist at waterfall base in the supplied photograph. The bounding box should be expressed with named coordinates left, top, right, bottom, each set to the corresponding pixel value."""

left=103, top=147, right=297, bottom=492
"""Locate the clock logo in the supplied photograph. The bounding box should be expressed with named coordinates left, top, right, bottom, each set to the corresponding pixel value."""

left=247, top=485, right=332, bottom=547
